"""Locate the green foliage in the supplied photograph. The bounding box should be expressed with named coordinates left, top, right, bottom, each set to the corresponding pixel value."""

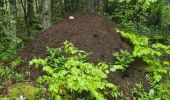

left=0, top=57, right=26, bottom=91
left=117, top=30, right=170, bottom=99
left=3, top=57, right=24, bottom=81
left=133, top=83, right=156, bottom=100
left=0, top=57, right=40, bottom=99
left=106, top=0, right=158, bottom=24
left=106, top=0, right=170, bottom=46
left=0, top=67, right=5, bottom=78
left=0, top=8, right=21, bottom=62
left=29, top=31, right=170, bottom=99
left=30, top=41, right=120, bottom=100
left=7, top=83, right=38, bottom=100
left=112, top=50, right=134, bottom=71
left=133, top=80, right=170, bottom=100
left=161, top=4, right=170, bottom=27
left=111, top=0, right=157, bottom=8
left=112, top=0, right=170, bottom=44
left=0, top=0, right=170, bottom=99
left=118, top=30, right=170, bottom=82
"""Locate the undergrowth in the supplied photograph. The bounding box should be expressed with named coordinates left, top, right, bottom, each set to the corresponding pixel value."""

left=29, top=32, right=170, bottom=99
left=0, top=32, right=170, bottom=99
left=116, top=30, right=170, bottom=100
left=29, top=41, right=121, bottom=100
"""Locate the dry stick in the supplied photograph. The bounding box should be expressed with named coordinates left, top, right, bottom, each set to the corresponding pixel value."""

left=20, top=0, right=31, bottom=37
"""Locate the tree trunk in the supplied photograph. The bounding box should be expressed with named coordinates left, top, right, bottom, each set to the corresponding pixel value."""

left=71, top=0, right=80, bottom=12
left=0, top=0, right=4, bottom=7
left=27, top=0, right=34, bottom=26
left=103, top=0, right=109, bottom=12
left=64, top=0, right=71, bottom=12
left=39, top=0, right=43, bottom=13
left=88, top=0, right=95, bottom=12
left=42, top=0, right=51, bottom=29
left=21, top=0, right=31, bottom=36
left=97, top=0, right=104, bottom=14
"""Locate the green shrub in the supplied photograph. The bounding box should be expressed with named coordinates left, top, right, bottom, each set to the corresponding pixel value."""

left=0, top=8, right=21, bottom=62
left=117, top=30, right=170, bottom=99
left=30, top=41, right=120, bottom=100
left=112, top=50, right=134, bottom=71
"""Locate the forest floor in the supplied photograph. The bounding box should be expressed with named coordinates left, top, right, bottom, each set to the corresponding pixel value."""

left=4, top=12, right=149, bottom=99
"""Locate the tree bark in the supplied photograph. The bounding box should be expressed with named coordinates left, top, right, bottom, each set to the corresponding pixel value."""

left=0, top=0, right=4, bottom=7
left=71, top=0, right=80, bottom=12
left=42, top=0, right=51, bottom=29
left=97, top=0, right=104, bottom=14
left=64, top=0, right=71, bottom=12
left=103, top=0, right=109, bottom=12
left=88, top=0, right=96, bottom=13
left=27, top=0, right=34, bottom=26
left=21, top=0, right=31, bottom=36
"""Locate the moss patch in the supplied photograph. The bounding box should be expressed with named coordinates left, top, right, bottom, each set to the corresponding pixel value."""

left=7, top=83, right=37, bottom=100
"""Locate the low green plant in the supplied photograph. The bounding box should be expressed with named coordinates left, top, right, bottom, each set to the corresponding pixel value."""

left=112, top=50, right=134, bottom=71
left=133, top=83, right=155, bottom=100
left=117, top=30, right=170, bottom=99
left=4, top=57, right=25, bottom=82
left=0, top=66, right=5, bottom=79
left=34, top=86, right=46, bottom=100
left=133, top=80, right=170, bottom=100
left=7, top=83, right=38, bottom=100
left=0, top=57, right=26, bottom=90
left=30, top=41, right=121, bottom=100
left=0, top=58, right=26, bottom=99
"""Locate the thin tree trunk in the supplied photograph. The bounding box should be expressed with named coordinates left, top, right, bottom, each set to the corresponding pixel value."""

left=75, top=0, right=80, bottom=11
left=71, top=0, right=80, bottom=12
left=0, top=0, right=4, bottom=7
left=88, top=0, right=95, bottom=12
left=97, top=0, right=104, bottom=14
left=103, top=0, right=109, bottom=12
left=64, top=0, right=70, bottom=12
left=42, top=0, right=51, bottom=29
left=39, top=0, right=43, bottom=13
left=20, top=0, right=31, bottom=36
left=27, top=0, right=34, bottom=26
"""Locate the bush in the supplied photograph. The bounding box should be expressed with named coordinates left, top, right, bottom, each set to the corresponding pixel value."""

left=30, top=41, right=121, bottom=100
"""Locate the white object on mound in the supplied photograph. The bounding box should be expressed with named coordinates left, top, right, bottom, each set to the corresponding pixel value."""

left=20, top=95, right=26, bottom=100
left=69, top=16, right=74, bottom=19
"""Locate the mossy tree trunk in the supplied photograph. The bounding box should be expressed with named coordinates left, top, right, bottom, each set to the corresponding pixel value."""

left=42, top=0, right=51, bottom=29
